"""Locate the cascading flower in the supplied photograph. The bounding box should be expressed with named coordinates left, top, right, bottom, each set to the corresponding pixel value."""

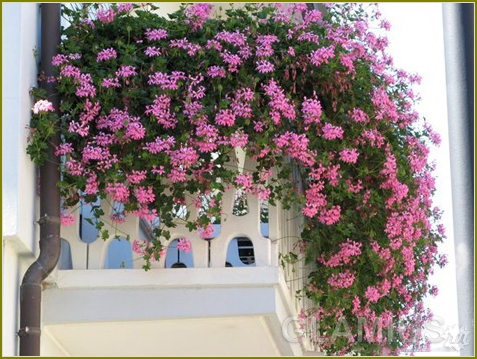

left=26, top=3, right=446, bottom=355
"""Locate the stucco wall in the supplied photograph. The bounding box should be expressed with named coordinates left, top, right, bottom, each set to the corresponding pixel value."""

left=2, top=2, right=40, bottom=356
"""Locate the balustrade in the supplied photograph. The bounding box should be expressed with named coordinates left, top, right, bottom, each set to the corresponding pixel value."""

left=60, top=153, right=275, bottom=270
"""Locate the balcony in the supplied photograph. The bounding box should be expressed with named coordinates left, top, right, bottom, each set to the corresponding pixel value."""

left=42, top=156, right=317, bottom=356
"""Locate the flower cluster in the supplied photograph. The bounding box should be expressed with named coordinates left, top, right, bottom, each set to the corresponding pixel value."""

left=27, top=3, right=445, bottom=355
left=32, top=99, right=55, bottom=114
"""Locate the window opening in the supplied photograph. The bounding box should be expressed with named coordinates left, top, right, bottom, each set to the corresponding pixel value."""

left=165, top=238, right=194, bottom=268
left=232, top=189, right=248, bottom=216
left=104, top=237, right=133, bottom=269
left=58, top=239, right=73, bottom=270
left=225, top=237, right=255, bottom=267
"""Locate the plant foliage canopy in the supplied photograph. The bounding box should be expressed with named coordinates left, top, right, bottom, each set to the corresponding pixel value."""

left=27, top=3, right=447, bottom=355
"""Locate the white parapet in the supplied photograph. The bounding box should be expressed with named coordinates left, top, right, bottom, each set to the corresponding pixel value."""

left=42, top=266, right=305, bottom=356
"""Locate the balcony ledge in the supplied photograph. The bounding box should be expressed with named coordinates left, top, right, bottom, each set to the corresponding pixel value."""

left=53, top=266, right=282, bottom=289
left=42, top=266, right=306, bottom=356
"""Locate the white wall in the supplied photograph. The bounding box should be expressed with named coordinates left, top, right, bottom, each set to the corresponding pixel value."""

left=2, top=2, right=40, bottom=356
left=2, top=2, right=39, bottom=252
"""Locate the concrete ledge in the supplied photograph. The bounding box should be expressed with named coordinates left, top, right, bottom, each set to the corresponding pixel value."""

left=43, top=267, right=305, bottom=355
left=55, top=266, right=280, bottom=289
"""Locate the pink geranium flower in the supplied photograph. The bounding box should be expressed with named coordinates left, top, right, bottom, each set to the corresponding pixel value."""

left=177, top=238, right=192, bottom=253
left=32, top=99, right=54, bottom=114
left=339, top=148, right=359, bottom=163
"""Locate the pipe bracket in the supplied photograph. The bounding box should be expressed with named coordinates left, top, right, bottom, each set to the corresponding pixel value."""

left=17, top=326, right=41, bottom=337
left=37, top=215, right=61, bottom=225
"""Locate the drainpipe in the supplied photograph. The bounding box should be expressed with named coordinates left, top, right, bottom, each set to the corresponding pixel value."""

left=19, top=3, right=61, bottom=356
left=442, top=3, right=474, bottom=356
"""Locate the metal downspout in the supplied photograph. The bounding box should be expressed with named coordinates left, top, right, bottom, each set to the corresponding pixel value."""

left=442, top=3, right=474, bottom=356
left=19, top=3, right=61, bottom=356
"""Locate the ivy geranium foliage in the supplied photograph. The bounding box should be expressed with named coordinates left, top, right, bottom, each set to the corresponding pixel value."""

left=28, top=3, right=447, bottom=355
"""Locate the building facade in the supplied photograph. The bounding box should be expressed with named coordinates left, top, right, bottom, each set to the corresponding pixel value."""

left=2, top=2, right=473, bottom=356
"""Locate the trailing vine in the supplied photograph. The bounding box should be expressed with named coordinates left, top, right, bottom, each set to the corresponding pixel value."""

left=27, top=3, right=446, bottom=355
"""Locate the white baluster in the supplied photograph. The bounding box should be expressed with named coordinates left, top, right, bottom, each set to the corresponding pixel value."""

left=61, top=204, right=88, bottom=269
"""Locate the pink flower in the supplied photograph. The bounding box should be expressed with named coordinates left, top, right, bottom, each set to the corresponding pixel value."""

left=235, top=173, right=253, bottom=192
left=65, top=158, right=84, bottom=176
left=220, top=51, right=242, bottom=67
left=80, top=18, right=95, bottom=29
left=327, top=270, right=356, bottom=288
left=129, top=206, right=158, bottom=222
left=310, top=45, right=335, bottom=66
left=60, top=212, right=75, bottom=226
left=256, top=34, right=279, bottom=47
left=144, top=136, right=175, bottom=154
left=151, top=165, right=165, bottom=175
left=135, top=186, right=155, bottom=204
left=303, top=8, right=322, bottom=24
left=145, top=95, right=177, bottom=129
left=145, top=46, right=161, bottom=57
left=372, top=88, right=398, bottom=122
left=52, top=54, right=69, bottom=66
left=239, top=46, right=253, bottom=59
left=97, top=7, right=116, bottom=23
left=365, top=286, right=381, bottom=303
left=346, top=179, right=363, bottom=194
left=339, top=148, right=359, bottom=163
left=132, top=239, right=144, bottom=254
left=85, top=174, right=99, bottom=195
left=148, top=71, right=185, bottom=90
left=380, top=19, right=391, bottom=31
left=177, top=238, right=192, bottom=253
left=75, top=73, right=96, bottom=98
left=168, top=168, right=186, bottom=183
left=199, top=224, right=215, bottom=239
left=126, top=170, right=147, bottom=184
left=318, top=205, right=341, bottom=225
left=256, top=60, right=275, bottom=73
left=116, top=65, right=137, bottom=78
left=229, top=130, right=248, bottom=147
left=263, top=79, right=296, bottom=121
left=102, top=77, right=120, bottom=88
left=32, top=99, right=54, bottom=114
left=96, top=47, right=117, bottom=62
left=322, top=123, right=343, bottom=139
left=184, top=3, right=212, bottom=31
left=215, top=30, right=246, bottom=47
left=320, top=239, right=362, bottom=267
left=349, top=108, right=369, bottom=123
left=60, top=65, right=81, bottom=79
left=206, top=65, right=226, bottom=78
left=361, top=129, right=385, bottom=148
left=145, top=28, right=168, bottom=41
left=117, top=3, right=133, bottom=13
left=125, top=122, right=145, bottom=140
left=302, top=95, right=323, bottom=124
left=339, top=55, right=354, bottom=72
left=105, top=183, right=130, bottom=203
left=55, top=143, right=74, bottom=156
left=215, top=109, right=236, bottom=127
left=424, top=123, right=442, bottom=146
left=401, top=246, right=415, bottom=275
left=437, top=254, right=448, bottom=268
left=297, top=31, right=320, bottom=44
